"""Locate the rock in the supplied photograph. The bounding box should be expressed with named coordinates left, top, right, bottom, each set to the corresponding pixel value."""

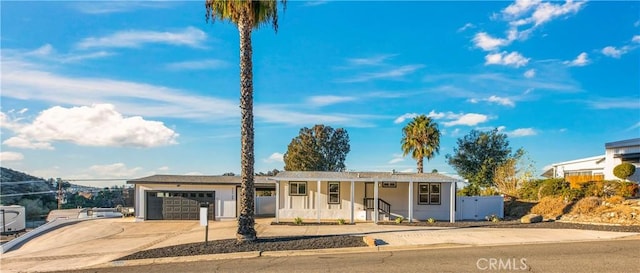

left=521, top=214, right=543, bottom=223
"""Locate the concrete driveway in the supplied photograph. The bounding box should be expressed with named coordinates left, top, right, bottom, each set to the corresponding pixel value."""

left=0, top=218, right=637, bottom=273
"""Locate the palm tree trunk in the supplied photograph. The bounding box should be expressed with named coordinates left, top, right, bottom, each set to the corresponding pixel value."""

left=417, top=157, right=424, bottom=173
left=236, top=9, right=257, bottom=242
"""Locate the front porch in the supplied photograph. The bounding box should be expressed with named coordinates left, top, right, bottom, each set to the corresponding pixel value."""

left=270, top=171, right=460, bottom=224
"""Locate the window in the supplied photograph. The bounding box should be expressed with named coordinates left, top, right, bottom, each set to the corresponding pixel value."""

left=289, top=182, right=307, bottom=196
left=381, top=181, right=397, bottom=188
left=328, top=182, right=340, bottom=204
left=418, top=183, right=441, bottom=205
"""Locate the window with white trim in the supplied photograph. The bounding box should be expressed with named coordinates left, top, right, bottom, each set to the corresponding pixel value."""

left=328, top=182, right=340, bottom=204
left=418, top=183, right=441, bottom=205
left=381, top=181, right=397, bottom=188
left=289, top=181, right=307, bottom=196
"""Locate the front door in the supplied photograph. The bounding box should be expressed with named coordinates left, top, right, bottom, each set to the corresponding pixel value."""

left=365, top=182, right=374, bottom=198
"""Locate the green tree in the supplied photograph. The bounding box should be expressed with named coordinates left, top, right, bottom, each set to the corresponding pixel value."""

left=284, top=125, right=351, bottom=171
left=613, top=163, right=636, bottom=181
left=446, top=128, right=520, bottom=195
left=401, top=115, right=441, bottom=173
left=205, top=0, right=286, bottom=242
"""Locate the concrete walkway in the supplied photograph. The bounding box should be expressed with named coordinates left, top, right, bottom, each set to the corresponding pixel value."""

left=0, top=218, right=637, bottom=273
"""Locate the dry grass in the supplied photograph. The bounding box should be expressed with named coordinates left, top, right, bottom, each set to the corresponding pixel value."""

left=604, top=195, right=625, bottom=205
left=531, top=196, right=571, bottom=219
left=570, top=197, right=601, bottom=215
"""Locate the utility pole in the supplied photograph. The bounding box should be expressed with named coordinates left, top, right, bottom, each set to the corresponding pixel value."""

left=57, top=178, right=63, bottom=210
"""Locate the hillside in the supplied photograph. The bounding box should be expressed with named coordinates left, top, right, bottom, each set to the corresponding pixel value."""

left=0, top=167, right=57, bottom=218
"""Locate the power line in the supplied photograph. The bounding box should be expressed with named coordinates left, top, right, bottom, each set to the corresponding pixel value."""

left=0, top=191, right=57, bottom=197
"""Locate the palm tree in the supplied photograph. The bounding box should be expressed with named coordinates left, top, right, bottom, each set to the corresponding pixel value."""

left=205, top=0, right=286, bottom=242
left=401, top=115, right=441, bottom=173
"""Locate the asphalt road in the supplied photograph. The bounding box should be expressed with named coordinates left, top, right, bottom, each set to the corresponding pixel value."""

left=60, top=239, right=640, bottom=273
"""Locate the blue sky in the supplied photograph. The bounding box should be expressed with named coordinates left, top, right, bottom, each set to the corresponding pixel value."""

left=1, top=1, right=639, bottom=187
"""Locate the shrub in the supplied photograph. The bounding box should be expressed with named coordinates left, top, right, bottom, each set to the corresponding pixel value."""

left=570, top=197, right=601, bottom=215
left=531, top=196, right=570, bottom=219
left=337, top=218, right=346, bottom=225
left=562, top=188, right=585, bottom=201
left=395, top=216, right=404, bottom=224
left=485, top=214, right=500, bottom=222
left=426, top=217, right=436, bottom=223
left=613, top=163, right=636, bottom=181
left=538, top=179, right=569, bottom=199
left=518, top=179, right=544, bottom=201
left=603, top=180, right=637, bottom=197
left=293, top=217, right=303, bottom=225
left=582, top=181, right=604, bottom=197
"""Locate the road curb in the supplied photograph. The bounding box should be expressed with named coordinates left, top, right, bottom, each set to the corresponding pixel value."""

left=95, top=251, right=262, bottom=268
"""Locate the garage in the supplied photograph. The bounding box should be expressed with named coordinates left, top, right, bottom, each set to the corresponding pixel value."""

left=128, top=175, right=275, bottom=221
left=146, top=191, right=215, bottom=220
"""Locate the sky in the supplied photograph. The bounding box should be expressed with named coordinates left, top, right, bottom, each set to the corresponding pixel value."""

left=1, top=0, right=639, bottom=188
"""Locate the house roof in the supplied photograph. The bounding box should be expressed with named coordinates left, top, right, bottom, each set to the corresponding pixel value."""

left=605, top=138, right=640, bottom=149
left=272, top=171, right=460, bottom=183
left=126, top=175, right=274, bottom=187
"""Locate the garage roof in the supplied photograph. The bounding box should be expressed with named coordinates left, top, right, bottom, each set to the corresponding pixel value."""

left=127, top=175, right=274, bottom=187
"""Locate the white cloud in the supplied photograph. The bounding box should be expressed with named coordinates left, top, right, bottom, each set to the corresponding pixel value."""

left=340, top=65, right=424, bottom=83
left=347, top=55, right=396, bottom=66
left=28, top=44, right=54, bottom=56
left=473, top=32, right=511, bottom=51
left=76, top=27, right=207, bottom=49
left=23, top=44, right=113, bottom=63
left=388, top=154, right=405, bottom=164
left=524, top=69, right=536, bottom=78
left=89, top=163, right=143, bottom=178
left=0, top=152, right=24, bottom=162
left=72, top=2, right=173, bottom=14
left=530, top=1, right=584, bottom=26
left=497, top=126, right=537, bottom=137
left=509, top=128, right=537, bottom=137
left=2, top=104, right=179, bottom=149
left=166, top=59, right=228, bottom=70
left=487, top=95, right=516, bottom=107
left=264, top=152, right=284, bottom=163
left=394, top=113, right=418, bottom=124
left=2, top=56, right=375, bottom=127
left=303, top=1, right=329, bottom=7
left=157, top=166, right=170, bottom=171
left=468, top=98, right=479, bottom=104
left=458, top=23, right=475, bottom=32
left=566, top=52, right=589, bottom=66
left=485, top=51, right=529, bottom=67
left=633, top=35, right=640, bottom=43
left=442, top=113, right=489, bottom=127
left=601, top=46, right=624, bottom=58
left=308, top=95, right=357, bottom=107
left=17, top=108, right=29, bottom=114
left=503, top=0, right=542, bottom=18
left=2, top=137, right=54, bottom=150
left=586, top=97, right=640, bottom=109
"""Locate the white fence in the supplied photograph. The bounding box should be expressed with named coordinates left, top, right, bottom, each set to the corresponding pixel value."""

left=255, top=196, right=276, bottom=216
left=456, top=196, right=504, bottom=220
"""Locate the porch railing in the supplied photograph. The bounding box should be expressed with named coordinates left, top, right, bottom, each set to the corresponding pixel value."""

left=363, top=198, right=391, bottom=219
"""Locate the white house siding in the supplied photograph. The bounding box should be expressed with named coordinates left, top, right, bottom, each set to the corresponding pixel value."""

left=278, top=181, right=367, bottom=221
left=134, top=183, right=237, bottom=221
left=547, top=155, right=605, bottom=178
left=276, top=180, right=452, bottom=221
left=604, top=141, right=640, bottom=182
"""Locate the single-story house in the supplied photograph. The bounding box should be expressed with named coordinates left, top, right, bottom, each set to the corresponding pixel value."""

left=269, top=171, right=463, bottom=224
left=542, top=138, right=640, bottom=182
left=126, top=175, right=275, bottom=221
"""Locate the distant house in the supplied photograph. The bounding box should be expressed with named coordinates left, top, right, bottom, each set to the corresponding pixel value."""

left=126, top=175, right=275, bottom=221
left=604, top=138, right=640, bottom=181
left=269, top=171, right=462, bottom=224
left=543, top=138, right=640, bottom=182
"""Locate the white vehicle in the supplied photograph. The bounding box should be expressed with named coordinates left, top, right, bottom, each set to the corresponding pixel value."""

left=0, top=205, right=26, bottom=235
